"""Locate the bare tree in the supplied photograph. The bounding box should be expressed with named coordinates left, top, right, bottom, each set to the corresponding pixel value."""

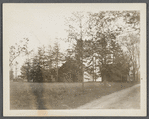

left=9, top=38, right=33, bottom=80
left=120, top=33, right=140, bottom=82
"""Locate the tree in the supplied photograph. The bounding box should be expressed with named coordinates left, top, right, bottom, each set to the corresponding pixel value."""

left=20, top=46, right=45, bottom=82
left=120, top=33, right=140, bottom=82
left=9, top=38, right=30, bottom=67
left=20, top=60, right=31, bottom=81
left=31, top=64, right=43, bottom=82
left=84, top=12, right=120, bottom=85
left=122, top=11, right=140, bottom=34
left=58, top=57, right=83, bottom=82
left=9, top=38, right=33, bottom=80
left=46, top=45, right=53, bottom=69
left=83, top=39, right=99, bottom=81
left=43, top=45, right=54, bottom=82
left=66, top=12, right=87, bottom=89
left=52, top=42, right=64, bottom=81
left=27, top=54, right=44, bottom=82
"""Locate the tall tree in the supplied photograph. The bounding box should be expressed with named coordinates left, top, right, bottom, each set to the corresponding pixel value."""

left=29, top=56, right=43, bottom=82
left=120, top=33, right=140, bottom=82
left=84, top=11, right=120, bottom=85
left=66, top=12, right=87, bottom=88
left=52, top=42, right=64, bottom=81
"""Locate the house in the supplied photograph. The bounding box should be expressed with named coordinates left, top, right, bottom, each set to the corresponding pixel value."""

left=58, top=58, right=97, bottom=82
left=84, top=71, right=93, bottom=82
left=96, top=77, right=102, bottom=82
left=58, top=59, right=83, bottom=82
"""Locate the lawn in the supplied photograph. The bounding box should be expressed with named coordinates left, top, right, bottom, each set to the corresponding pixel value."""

left=10, top=81, right=137, bottom=109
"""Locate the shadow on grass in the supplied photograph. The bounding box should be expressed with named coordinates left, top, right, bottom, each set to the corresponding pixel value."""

left=30, top=83, right=47, bottom=109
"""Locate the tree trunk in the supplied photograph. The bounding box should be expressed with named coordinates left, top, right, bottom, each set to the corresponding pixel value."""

left=82, top=66, right=84, bottom=90
left=103, top=75, right=106, bottom=88
left=95, top=56, right=96, bottom=82
left=133, top=62, right=135, bottom=82
left=93, top=56, right=95, bottom=82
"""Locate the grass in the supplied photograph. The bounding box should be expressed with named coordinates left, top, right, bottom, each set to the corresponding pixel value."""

left=10, top=81, right=137, bottom=110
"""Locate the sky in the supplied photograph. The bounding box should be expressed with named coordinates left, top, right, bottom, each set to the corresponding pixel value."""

left=4, top=4, right=110, bottom=54
left=5, top=4, right=72, bottom=51
left=4, top=3, right=136, bottom=49
left=3, top=3, right=140, bottom=76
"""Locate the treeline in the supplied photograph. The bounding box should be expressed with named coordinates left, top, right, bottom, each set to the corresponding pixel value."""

left=19, top=43, right=64, bottom=82
left=10, top=11, right=140, bottom=83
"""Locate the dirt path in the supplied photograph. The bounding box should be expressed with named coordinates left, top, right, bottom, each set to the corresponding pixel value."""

left=77, top=84, right=140, bottom=109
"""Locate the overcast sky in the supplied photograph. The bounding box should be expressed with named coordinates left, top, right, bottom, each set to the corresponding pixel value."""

left=4, top=3, right=137, bottom=49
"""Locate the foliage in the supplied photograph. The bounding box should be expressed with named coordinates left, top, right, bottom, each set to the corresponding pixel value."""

left=20, top=44, right=65, bottom=82
left=31, top=65, right=43, bottom=82
left=9, top=38, right=31, bottom=67
left=20, top=60, right=31, bottom=81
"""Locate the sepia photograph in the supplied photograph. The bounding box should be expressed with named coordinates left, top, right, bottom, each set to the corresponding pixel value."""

left=3, top=3, right=146, bottom=116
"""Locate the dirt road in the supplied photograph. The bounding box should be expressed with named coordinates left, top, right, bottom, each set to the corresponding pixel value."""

left=77, top=84, right=140, bottom=109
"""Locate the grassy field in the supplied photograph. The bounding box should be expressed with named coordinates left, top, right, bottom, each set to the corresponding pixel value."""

left=10, top=81, right=137, bottom=110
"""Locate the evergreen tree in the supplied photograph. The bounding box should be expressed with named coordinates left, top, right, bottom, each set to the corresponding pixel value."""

left=20, top=60, right=31, bottom=81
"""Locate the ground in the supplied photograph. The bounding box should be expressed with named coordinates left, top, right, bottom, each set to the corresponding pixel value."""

left=77, top=84, right=140, bottom=109
left=10, top=81, right=139, bottom=109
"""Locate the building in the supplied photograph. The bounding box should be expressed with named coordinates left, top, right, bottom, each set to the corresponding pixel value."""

left=58, top=59, right=83, bottom=82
